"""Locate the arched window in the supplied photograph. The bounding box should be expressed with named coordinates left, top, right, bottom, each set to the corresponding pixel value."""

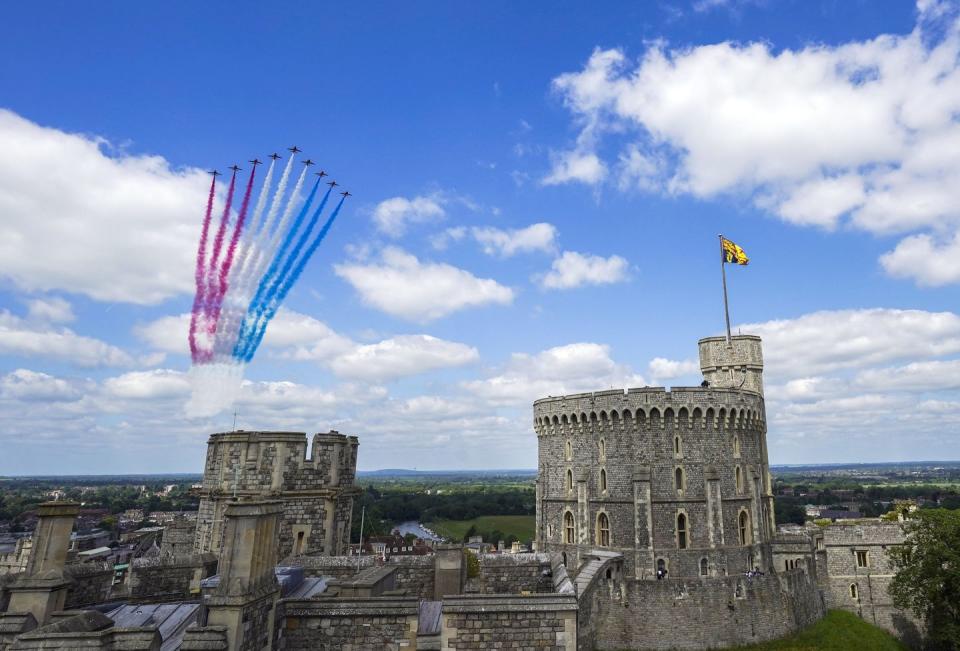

left=295, top=530, right=306, bottom=555
left=738, top=510, right=751, bottom=546
left=598, top=438, right=606, bottom=460
left=566, top=469, right=573, bottom=492
left=565, top=440, right=573, bottom=461
left=700, top=558, right=709, bottom=576
left=563, top=511, right=575, bottom=544
left=733, top=435, right=741, bottom=458
left=600, top=468, right=607, bottom=492
left=597, top=512, right=610, bottom=547
left=735, top=466, right=743, bottom=494
left=675, top=467, right=684, bottom=493
left=677, top=513, right=688, bottom=549
left=850, top=583, right=859, bottom=600
left=674, top=435, right=682, bottom=457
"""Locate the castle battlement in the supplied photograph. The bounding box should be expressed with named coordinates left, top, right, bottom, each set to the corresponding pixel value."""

left=195, top=430, right=360, bottom=559
left=533, top=387, right=765, bottom=434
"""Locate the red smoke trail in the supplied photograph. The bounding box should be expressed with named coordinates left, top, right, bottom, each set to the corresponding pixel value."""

left=206, top=169, right=238, bottom=310
left=203, top=167, right=257, bottom=356
left=193, top=170, right=237, bottom=363
left=188, top=174, right=218, bottom=363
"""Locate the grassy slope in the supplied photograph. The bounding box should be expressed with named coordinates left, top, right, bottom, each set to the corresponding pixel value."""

left=426, top=515, right=535, bottom=542
left=733, top=610, right=907, bottom=651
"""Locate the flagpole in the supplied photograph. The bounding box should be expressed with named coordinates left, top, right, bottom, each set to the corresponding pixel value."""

left=719, top=234, right=732, bottom=345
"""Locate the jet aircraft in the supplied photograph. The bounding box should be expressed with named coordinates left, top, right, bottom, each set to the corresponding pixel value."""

left=249, top=158, right=262, bottom=166
left=209, top=170, right=222, bottom=177
left=314, top=171, right=328, bottom=178
left=229, top=164, right=242, bottom=172
left=268, top=153, right=282, bottom=161
left=327, top=180, right=338, bottom=188
left=302, top=159, right=314, bottom=166
left=340, top=191, right=352, bottom=198
left=288, top=145, right=302, bottom=154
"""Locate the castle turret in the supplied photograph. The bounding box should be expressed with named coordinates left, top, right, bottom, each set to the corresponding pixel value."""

left=194, top=430, right=360, bottom=559
left=698, top=335, right=764, bottom=395
left=534, top=334, right=774, bottom=579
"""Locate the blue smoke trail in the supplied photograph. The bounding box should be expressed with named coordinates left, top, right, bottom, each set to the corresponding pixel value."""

left=233, top=177, right=321, bottom=359
left=235, top=186, right=333, bottom=361
left=240, top=196, right=346, bottom=363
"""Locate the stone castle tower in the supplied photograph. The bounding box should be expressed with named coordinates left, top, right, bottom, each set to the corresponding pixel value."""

left=534, top=335, right=775, bottom=578
left=194, top=430, right=360, bottom=559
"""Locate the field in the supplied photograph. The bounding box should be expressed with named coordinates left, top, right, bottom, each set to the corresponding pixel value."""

left=732, top=610, right=907, bottom=650
left=426, top=515, right=535, bottom=542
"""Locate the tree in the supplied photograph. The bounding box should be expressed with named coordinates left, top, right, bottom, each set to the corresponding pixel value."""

left=889, top=509, right=960, bottom=650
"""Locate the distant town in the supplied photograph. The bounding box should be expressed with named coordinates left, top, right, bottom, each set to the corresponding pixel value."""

left=3, top=460, right=958, bottom=580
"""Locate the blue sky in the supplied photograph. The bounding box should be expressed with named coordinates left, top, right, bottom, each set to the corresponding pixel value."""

left=1, top=0, right=959, bottom=474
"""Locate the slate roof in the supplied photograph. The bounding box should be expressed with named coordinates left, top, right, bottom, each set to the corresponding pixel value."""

left=106, top=602, right=199, bottom=651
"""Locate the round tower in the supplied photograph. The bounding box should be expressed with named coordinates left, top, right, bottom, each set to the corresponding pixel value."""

left=533, top=335, right=774, bottom=579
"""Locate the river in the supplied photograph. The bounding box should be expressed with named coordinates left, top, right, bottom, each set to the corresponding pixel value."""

left=392, top=520, right=444, bottom=542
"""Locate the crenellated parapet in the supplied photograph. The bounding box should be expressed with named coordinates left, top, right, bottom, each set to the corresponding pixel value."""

left=533, top=387, right=765, bottom=436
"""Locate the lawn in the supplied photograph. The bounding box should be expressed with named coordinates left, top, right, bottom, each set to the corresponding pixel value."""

left=732, top=610, right=907, bottom=650
left=426, top=515, right=535, bottom=543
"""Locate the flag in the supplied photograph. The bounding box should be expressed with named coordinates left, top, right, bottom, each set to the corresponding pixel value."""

left=721, top=237, right=749, bottom=265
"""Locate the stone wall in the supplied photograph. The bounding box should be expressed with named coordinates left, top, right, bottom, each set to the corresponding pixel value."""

left=390, top=555, right=434, bottom=599
left=279, top=597, right=419, bottom=650
left=159, top=515, right=196, bottom=557
left=589, top=570, right=825, bottom=650
left=440, top=594, right=577, bottom=651
left=129, top=553, right=216, bottom=603
left=477, top=553, right=553, bottom=594
left=194, top=431, right=360, bottom=559
left=820, top=522, right=922, bottom=644
left=287, top=554, right=376, bottom=579
left=63, top=563, right=113, bottom=608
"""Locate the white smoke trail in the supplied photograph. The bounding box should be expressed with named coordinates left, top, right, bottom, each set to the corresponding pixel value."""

left=233, top=165, right=309, bottom=357
left=185, top=362, right=245, bottom=418
left=212, top=159, right=276, bottom=363
left=216, top=155, right=297, bottom=363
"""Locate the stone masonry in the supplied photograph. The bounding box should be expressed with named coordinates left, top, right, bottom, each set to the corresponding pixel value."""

left=195, top=430, right=360, bottom=560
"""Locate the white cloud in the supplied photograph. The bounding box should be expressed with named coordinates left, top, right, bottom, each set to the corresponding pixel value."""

left=0, top=309, right=133, bottom=367
left=539, top=251, right=629, bottom=289
left=647, top=357, right=700, bottom=382
left=854, top=359, right=960, bottom=392
left=880, top=231, right=960, bottom=286
left=430, top=226, right=467, bottom=251
left=334, top=247, right=515, bottom=322
left=550, top=12, right=960, bottom=284
left=471, top=223, right=558, bottom=257
left=735, top=306, right=960, bottom=460
left=137, top=307, right=479, bottom=382
left=26, top=297, right=74, bottom=323
left=136, top=309, right=353, bottom=362
left=329, top=334, right=479, bottom=382
left=742, top=308, right=960, bottom=379
left=464, top=342, right=645, bottom=406
left=0, top=369, right=83, bottom=402
left=0, top=109, right=208, bottom=304
left=372, top=195, right=445, bottom=237
left=103, top=369, right=191, bottom=400
left=542, top=150, right=607, bottom=186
